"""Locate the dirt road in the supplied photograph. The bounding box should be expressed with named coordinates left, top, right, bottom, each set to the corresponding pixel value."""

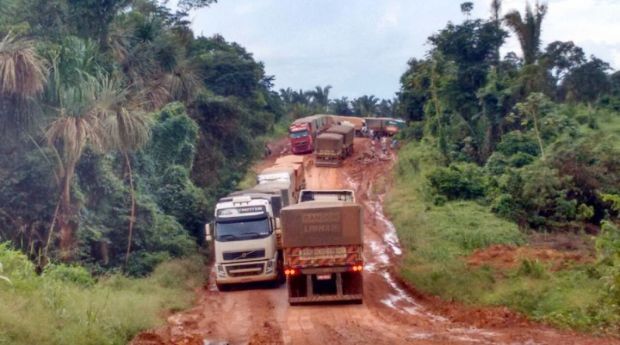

left=133, top=138, right=618, bottom=345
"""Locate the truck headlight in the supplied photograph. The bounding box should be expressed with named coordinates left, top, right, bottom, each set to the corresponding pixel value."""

left=265, top=259, right=275, bottom=274
left=216, top=265, right=226, bottom=278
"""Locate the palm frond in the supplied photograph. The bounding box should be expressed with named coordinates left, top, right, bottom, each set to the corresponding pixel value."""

left=0, top=34, right=46, bottom=97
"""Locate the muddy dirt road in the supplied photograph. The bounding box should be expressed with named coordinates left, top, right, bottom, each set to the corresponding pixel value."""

left=133, top=138, right=617, bottom=345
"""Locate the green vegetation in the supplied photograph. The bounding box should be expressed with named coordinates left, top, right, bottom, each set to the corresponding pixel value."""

left=390, top=1, right=620, bottom=334
left=0, top=1, right=285, bottom=273
left=0, top=243, right=205, bottom=345
left=388, top=141, right=619, bottom=334
left=0, top=1, right=286, bottom=342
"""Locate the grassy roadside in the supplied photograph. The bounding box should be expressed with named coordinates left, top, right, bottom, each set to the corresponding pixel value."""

left=0, top=243, right=205, bottom=345
left=386, top=141, right=618, bottom=335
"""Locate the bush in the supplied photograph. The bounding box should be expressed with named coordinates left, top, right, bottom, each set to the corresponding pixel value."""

left=43, top=264, right=95, bottom=287
left=428, top=163, right=487, bottom=200
left=397, top=121, right=425, bottom=141
left=496, top=131, right=540, bottom=157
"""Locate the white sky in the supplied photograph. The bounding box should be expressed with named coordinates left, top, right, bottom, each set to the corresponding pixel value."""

left=182, top=0, right=620, bottom=99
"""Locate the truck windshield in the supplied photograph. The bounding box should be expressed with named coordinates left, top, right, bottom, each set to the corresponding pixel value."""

left=215, top=218, right=271, bottom=242
left=290, top=130, right=308, bottom=139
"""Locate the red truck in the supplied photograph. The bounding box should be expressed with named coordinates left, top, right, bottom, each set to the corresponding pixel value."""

left=288, top=115, right=333, bottom=154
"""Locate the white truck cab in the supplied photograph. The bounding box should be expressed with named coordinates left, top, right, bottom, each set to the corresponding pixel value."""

left=207, top=194, right=283, bottom=289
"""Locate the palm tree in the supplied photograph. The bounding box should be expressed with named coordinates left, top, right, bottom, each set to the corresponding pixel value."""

left=329, top=97, right=352, bottom=115
left=352, top=95, right=379, bottom=116
left=504, top=1, right=547, bottom=65
left=490, top=0, right=502, bottom=65
left=45, top=75, right=119, bottom=260
left=0, top=34, right=46, bottom=135
left=309, top=85, right=332, bottom=112
left=100, top=76, right=151, bottom=267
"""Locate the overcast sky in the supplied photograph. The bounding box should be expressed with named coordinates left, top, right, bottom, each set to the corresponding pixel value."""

left=184, top=0, right=620, bottom=99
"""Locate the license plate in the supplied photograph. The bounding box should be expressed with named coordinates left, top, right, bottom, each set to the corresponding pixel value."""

left=316, top=274, right=332, bottom=280
left=300, top=247, right=347, bottom=259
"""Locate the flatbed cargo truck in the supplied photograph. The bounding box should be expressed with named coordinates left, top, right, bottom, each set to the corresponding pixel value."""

left=280, top=190, right=363, bottom=304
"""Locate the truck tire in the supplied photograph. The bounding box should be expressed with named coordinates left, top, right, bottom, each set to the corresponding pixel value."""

left=216, top=283, right=231, bottom=292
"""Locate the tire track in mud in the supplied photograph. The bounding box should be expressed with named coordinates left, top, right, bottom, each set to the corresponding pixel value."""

left=133, top=138, right=619, bottom=345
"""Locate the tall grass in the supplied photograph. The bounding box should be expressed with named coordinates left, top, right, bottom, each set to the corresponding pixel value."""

left=386, top=140, right=617, bottom=334
left=0, top=243, right=205, bottom=345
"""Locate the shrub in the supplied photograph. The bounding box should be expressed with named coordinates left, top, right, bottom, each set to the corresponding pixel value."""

left=397, top=121, right=425, bottom=141
left=496, top=131, right=540, bottom=157
left=427, top=163, right=487, bottom=200
left=43, top=264, right=95, bottom=287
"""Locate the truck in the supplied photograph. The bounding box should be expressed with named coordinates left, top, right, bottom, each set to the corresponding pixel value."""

left=273, top=156, right=306, bottom=194
left=257, top=165, right=304, bottom=204
left=298, top=189, right=355, bottom=203
left=288, top=115, right=333, bottom=154
left=326, top=125, right=354, bottom=155
left=365, top=117, right=406, bottom=137
left=280, top=190, right=364, bottom=304
left=314, top=125, right=354, bottom=167
left=331, top=115, right=365, bottom=136
left=206, top=192, right=285, bottom=290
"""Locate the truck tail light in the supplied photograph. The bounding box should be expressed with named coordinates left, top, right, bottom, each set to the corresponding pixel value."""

left=349, top=263, right=364, bottom=272
left=284, top=268, right=298, bottom=276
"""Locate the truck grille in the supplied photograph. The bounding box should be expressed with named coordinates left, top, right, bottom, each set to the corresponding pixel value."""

left=226, top=263, right=265, bottom=277
left=223, top=249, right=265, bottom=261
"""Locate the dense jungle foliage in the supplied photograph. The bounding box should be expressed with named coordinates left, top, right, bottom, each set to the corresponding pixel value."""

left=391, top=1, right=620, bottom=333
left=396, top=1, right=620, bottom=232
left=0, top=0, right=289, bottom=275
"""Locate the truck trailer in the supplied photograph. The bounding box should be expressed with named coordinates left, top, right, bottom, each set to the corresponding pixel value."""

left=280, top=192, right=364, bottom=304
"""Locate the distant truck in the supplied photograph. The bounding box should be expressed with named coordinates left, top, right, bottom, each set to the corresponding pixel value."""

left=206, top=192, right=285, bottom=290
left=331, top=115, right=365, bottom=136
left=314, top=125, right=354, bottom=167
left=288, top=115, right=333, bottom=154
left=280, top=189, right=364, bottom=304
left=365, top=117, right=406, bottom=136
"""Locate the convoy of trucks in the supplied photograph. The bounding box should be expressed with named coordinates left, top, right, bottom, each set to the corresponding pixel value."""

left=206, top=114, right=404, bottom=302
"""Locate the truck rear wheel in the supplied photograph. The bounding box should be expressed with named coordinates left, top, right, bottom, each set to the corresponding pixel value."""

left=216, top=283, right=231, bottom=292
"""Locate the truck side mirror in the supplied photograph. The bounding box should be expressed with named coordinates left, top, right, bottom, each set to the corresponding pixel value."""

left=205, top=223, right=213, bottom=242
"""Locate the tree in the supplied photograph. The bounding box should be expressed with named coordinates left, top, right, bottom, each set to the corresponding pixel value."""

left=490, top=0, right=503, bottom=66
left=330, top=97, right=352, bottom=115
left=352, top=95, right=379, bottom=116
left=100, top=76, right=151, bottom=268
left=0, top=34, right=46, bottom=137
left=561, top=56, right=611, bottom=103
left=45, top=75, right=117, bottom=260
left=504, top=1, right=547, bottom=65
left=308, top=85, right=332, bottom=112
left=68, top=0, right=132, bottom=48
left=514, top=92, right=552, bottom=160
left=177, top=0, right=218, bottom=12
left=461, top=2, right=474, bottom=17
left=542, top=41, right=586, bottom=83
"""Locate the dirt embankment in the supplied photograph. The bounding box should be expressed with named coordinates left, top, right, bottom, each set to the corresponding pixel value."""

left=132, top=137, right=618, bottom=345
